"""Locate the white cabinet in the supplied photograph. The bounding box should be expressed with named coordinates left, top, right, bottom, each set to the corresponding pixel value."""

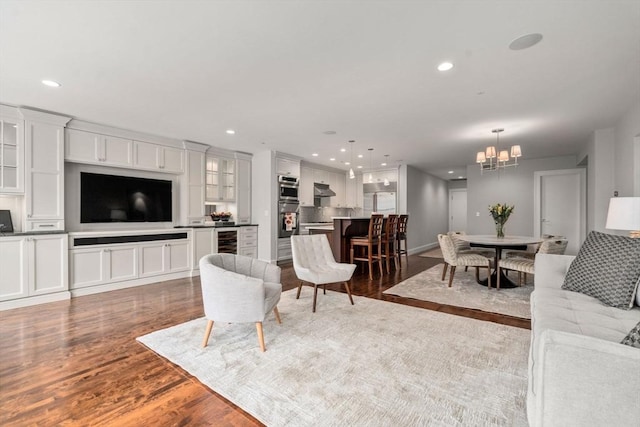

left=235, top=156, right=251, bottom=224
left=134, top=140, right=184, bottom=174
left=206, top=155, right=235, bottom=202
left=329, top=171, right=346, bottom=207
left=70, top=245, right=138, bottom=289
left=313, top=168, right=330, bottom=184
left=193, top=228, right=215, bottom=268
left=0, top=110, right=24, bottom=194
left=139, top=240, right=190, bottom=278
left=184, top=149, right=206, bottom=224
left=276, top=157, right=300, bottom=177
left=66, top=129, right=133, bottom=167
left=346, top=173, right=363, bottom=208
left=238, top=226, right=258, bottom=258
left=22, top=109, right=71, bottom=231
left=299, top=166, right=314, bottom=206
left=0, top=234, right=68, bottom=302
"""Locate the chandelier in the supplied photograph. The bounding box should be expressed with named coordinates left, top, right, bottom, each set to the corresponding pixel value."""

left=476, top=128, right=522, bottom=174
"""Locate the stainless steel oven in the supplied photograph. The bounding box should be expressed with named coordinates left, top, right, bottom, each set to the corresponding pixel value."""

left=278, top=200, right=300, bottom=238
left=278, top=175, right=299, bottom=201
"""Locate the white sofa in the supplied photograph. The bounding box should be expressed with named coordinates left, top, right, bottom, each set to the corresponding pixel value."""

left=528, top=254, right=640, bottom=426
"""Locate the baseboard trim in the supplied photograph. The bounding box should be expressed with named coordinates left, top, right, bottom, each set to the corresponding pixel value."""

left=0, top=291, right=71, bottom=311
left=408, top=241, right=439, bottom=256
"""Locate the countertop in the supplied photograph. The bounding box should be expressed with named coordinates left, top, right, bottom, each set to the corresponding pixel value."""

left=174, top=223, right=259, bottom=229
left=306, top=225, right=334, bottom=231
left=0, top=230, right=67, bottom=237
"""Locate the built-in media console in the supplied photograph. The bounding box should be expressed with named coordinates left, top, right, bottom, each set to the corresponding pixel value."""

left=73, top=232, right=188, bottom=246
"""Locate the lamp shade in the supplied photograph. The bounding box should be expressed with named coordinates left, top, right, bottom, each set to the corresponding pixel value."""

left=498, top=150, right=509, bottom=162
left=510, top=145, right=522, bottom=158
left=476, top=152, right=486, bottom=163
left=485, top=146, right=496, bottom=159
left=605, top=197, right=640, bottom=230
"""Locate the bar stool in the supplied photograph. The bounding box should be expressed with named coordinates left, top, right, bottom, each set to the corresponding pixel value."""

left=350, top=214, right=384, bottom=280
left=397, top=214, right=409, bottom=267
left=381, top=214, right=400, bottom=273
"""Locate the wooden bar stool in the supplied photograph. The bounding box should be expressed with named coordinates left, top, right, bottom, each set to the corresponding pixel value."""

left=350, top=214, right=384, bottom=280
left=381, top=214, right=400, bottom=273
left=397, top=214, right=409, bottom=267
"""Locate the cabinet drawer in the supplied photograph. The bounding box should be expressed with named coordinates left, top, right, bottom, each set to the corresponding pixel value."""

left=238, top=247, right=257, bottom=258
left=240, top=238, right=257, bottom=248
left=25, top=220, right=63, bottom=231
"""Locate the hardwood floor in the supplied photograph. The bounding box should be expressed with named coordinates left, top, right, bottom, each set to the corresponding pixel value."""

left=0, top=254, right=529, bottom=426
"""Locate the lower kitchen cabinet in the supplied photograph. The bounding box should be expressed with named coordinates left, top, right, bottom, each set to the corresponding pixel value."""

left=70, top=245, right=138, bottom=289
left=238, top=226, right=258, bottom=258
left=0, top=234, right=68, bottom=303
left=139, top=240, right=190, bottom=278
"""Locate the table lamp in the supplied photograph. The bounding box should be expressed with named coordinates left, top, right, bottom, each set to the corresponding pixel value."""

left=605, top=197, right=640, bottom=238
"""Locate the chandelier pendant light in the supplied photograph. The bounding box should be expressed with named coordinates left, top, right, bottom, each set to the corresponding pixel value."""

left=383, top=154, right=390, bottom=186
left=348, top=140, right=355, bottom=179
left=476, top=128, right=522, bottom=174
left=368, top=148, right=374, bottom=183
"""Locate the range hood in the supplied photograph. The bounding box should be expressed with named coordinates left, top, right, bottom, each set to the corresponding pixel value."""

left=314, top=183, right=336, bottom=197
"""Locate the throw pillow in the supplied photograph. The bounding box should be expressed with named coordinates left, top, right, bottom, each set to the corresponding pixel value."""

left=562, top=231, right=640, bottom=310
left=620, top=321, right=640, bottom=348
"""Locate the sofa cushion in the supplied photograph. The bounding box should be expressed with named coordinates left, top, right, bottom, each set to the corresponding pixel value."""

left=621, top=321, right=640, bottom=348
left=562, top=231, right=640, bottom=309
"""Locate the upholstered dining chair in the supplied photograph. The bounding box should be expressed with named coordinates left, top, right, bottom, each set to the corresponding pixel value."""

left=291, top=234, right=356, bottom=312
left=497, top=239, right=568, bottom=289
left=503, top=234, right=565, bottom=259
left=397, top=214, right=409, bottom=267
left=199, top=254, right=282, bottom=352
left=447, top=230, right=493, bottom=270
left=381, top=214, right=400, bottom=273
left=350, top=214, right=384, bottom=280
left=437, top=233, right=493, bottom=288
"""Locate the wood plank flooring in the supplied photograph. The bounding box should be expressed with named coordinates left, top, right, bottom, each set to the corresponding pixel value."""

left=0, top=254, right=529, bottom=426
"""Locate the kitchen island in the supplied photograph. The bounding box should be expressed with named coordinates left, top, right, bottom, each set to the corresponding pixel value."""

left=330, top=217, right=372, bottom=263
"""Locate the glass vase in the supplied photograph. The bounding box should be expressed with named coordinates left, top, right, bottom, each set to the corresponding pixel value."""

left=495, top=221, right=505, bottom=238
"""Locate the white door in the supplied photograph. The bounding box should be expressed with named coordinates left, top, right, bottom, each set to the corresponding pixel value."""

left=534, top=169, right=586, bottom=255
left=449, top=189, right=467, bottom=232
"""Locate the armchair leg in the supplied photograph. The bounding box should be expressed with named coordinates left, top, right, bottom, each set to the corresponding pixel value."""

left=202, top=319, right=214, bottom=348
left=256, top=322, right=265, bottom=352
left=296, top=281, right=303, bottom=299
left=344, top=281, right=355, bottom=305
left=273, top=306, right=282, bottom=324
left=442, top=262, right=448, bottom=281
left=448, top=266, right=456, bottom=287
left=313, top=284, right=319, bottom=313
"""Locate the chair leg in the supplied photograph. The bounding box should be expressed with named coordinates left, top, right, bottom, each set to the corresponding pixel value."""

left=202, top=319, right=214, bottom=348
left=385, top=242, right=391, bottom=274
left=367, top=243, right=374, bottom=280
left=323, top=284, right=326, bottom=295
left=523, top=273, right=527, bottom=285
left=377, top=242, right=384, bottom=277
left=448, top=266, right=456, bottom=287
left=350, top=247, right=355, bottom=265
left=475, top=267, right=480, bottom=281
left=256, top=322, right=265, bottom=352
left=488, top=265, right=493, bottom=290
left=273, top=306, right=282, bottom=324
left=442, top=262, right=448, bottom=280
left=397, top=240, right=402, bottom=269
left=296, top=281, right=303, bottom=299
left=344, top=281, right=355, bottom=305
left=465, top=266, right=469, bottom=272
left=312, top=284, right=319, bottom=313
left=495, top=266, right=500, bottom=290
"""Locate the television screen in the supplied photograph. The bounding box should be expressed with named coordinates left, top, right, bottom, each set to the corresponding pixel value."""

left=80, top=172, right=172, bottom=223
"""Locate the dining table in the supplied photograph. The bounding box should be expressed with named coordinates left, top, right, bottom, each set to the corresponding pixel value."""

left=456, top=234, right=543, bottom=289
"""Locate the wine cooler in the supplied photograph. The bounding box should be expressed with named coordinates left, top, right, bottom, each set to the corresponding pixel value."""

left=216, top=229, right=238, bottom=254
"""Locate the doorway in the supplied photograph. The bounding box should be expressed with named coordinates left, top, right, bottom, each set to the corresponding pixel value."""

left=534, top=169, right=586, bottom=255
left=448, top=189, right=467, bottom=232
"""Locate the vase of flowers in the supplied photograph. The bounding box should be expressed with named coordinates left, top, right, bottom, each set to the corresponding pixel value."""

left=489, top=203, right=514, bottom=238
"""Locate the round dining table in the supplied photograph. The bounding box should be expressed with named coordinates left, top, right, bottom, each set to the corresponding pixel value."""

left=456, top=235, right=543, bottom=289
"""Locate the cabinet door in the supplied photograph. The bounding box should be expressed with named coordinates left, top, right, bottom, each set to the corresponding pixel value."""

left=70, top=247, right=107, bottom=289
left=30, top=235, right=67, bottom=296
left=220, top=158, right=235, bottom=201
left=106, top=246, right=138, bottom=282
left=299, top=166, right=314, bottom=206
left=161, top=146, right=184, bottom=173
left=133, top=141, right=160, bottom=170
left=138, top=243, right=166, bottom=277
left=65, top=129, right=100, bottom=163
left=235, top=158, right=251, bottom=223
left=193, top=229, right=215, bottom=268
left=330, top=172, right=346, bottom=207
left=205, top=156, right=220, bottom=202
left=103, top=135, right=133, bottom=166
left=0, top=115, right=24, bottom=193
left=166, top=241, right=190, bottom=272
left=313, top=168, right=330, bottom=184
left=276, top=158, right=300, bottom=177
left=0, top=237, right=28, bottom=301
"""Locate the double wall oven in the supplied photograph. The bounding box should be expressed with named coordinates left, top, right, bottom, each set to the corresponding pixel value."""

left=278, top=175, right=300, bottom=238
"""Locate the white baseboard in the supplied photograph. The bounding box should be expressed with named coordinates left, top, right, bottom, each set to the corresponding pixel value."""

left=0, top=291, right=71, bottom=311
left=408, top=241, right=439, bottom=256
left=70, top=270, right=193, bottom=298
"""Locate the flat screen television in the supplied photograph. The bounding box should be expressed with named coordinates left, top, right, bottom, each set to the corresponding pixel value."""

left=80, top=172, right=172, bottom=223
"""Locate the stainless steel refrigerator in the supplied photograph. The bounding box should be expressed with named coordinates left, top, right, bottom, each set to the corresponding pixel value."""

left=363, top=181, right=397, bottom=215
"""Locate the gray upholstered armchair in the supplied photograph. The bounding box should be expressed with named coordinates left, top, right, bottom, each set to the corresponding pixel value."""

left=199, top=254, right=282, bottom=352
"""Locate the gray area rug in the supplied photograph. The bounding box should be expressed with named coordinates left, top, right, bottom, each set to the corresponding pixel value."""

left=138, top=290, right=529, bottom=426
left=384, top=264, right=533, bottom=319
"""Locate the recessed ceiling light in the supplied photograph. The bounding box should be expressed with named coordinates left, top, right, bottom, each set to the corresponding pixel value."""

left=340, top=148, right=346, bottom=152
left=345, top=162, right=351, bottom=165
left=381, top=162, right=387, bottom=166
left=323, top=130, right=337, bottom=135
left=357, top=154, right=363, bottom=158
left=437, top=62, right=454, bottom=71
left=357, top=165, right=363, bottom=169
left=226, top=129, right=235, bottom=135
left=458, top=176, right=464, bottom=179
left=42, top=79, right=61, bottom=87
left=448, top=170, right=454, bottom=174
left=312, top=153, right=318, bottom=157
left=509, top=33, right=543, bottom=50
left=329, top=158, right=335, bottom=161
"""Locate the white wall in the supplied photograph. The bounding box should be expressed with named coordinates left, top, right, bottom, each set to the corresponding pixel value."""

left=613, top=101, right=640, bottom=197
left=466, top=155, right=578, bottom=236
left=405, top=165, right=448, bottom=253
left=251, top=150, right=277, bottom=263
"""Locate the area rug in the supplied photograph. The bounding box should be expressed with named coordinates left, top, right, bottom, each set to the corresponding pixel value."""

left=383, top=264, right=533, bottom=319
left=138, top=290, right=529, bottom=426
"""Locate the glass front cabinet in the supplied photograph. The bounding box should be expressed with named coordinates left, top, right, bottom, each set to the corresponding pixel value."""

left=0, top=113, right=24, bottom=193
left=205, top=155, right=235, bottom=202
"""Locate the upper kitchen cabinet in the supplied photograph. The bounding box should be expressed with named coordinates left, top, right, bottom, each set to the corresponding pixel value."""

left=133, top=140, right=184, bottom=174
left=329, top=171, right=346, bottom=207
left=346, top=173, right=363, bottom=208
left=66, top=129, right=133, bottom=167
left=276, top=157, right=300, bottom=177
left=313, top=168, right=330, bottom=184
left=0, top=106, right=24, bottom=194
left=299, top=166, right=314, bottom=206
left=206, top=154, right=235, bottom=202
left=181, top=141, right=208, bottom=225
left=235, top=153, right=252, bottom=224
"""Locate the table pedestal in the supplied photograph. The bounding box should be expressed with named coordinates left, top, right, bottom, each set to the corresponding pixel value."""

left=471, top=243, right=527, bottom=289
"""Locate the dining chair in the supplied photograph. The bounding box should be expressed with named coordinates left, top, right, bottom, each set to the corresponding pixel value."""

left=397, top=214, right=409, bottom=267
left=437, top=234, right=492, bottom=288
left=381, top=214, right=400, bottom=273
left=291, top=234, right=356, bottom=312
left=350, top=214, right=384, bottom=280
left=447, top=231, right=493, bottom=270
left=503, top=234, right=565, bottom=259
left=497, top=239, right=568, bottom=289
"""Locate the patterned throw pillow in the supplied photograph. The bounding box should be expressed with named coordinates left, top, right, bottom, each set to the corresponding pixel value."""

left=562, top=231, right=640, bottom=310
left=621, top=321, right=640, bottom=348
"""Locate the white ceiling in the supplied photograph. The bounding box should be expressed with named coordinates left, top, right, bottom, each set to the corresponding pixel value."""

left=1, top=1, right=639, bottom=180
